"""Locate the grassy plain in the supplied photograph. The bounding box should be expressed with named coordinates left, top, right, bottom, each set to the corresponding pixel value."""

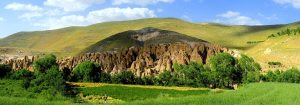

left=1, top=79, right=300, bottom=105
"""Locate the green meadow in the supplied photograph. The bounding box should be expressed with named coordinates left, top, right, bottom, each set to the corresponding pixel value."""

left=1, top=79, right=300, bottom=105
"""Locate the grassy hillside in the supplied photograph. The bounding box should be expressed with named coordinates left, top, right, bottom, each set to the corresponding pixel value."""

left=1, top=18, right=298, bottom=56
left=246, top=34, right=300, bottom=71
left=1, top=18, right=300, bottom=69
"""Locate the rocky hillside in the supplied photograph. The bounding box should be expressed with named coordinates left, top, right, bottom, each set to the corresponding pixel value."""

left=4, top=43, right=227, bottom=76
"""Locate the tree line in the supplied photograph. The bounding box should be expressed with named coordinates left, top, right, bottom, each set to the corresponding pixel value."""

left=1, top=52, right=300, bottom=98
left=268, top=27, right=300, bottom=38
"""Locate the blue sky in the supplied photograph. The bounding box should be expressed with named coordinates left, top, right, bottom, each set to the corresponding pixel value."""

left=0, top=0, right=300, bottom=38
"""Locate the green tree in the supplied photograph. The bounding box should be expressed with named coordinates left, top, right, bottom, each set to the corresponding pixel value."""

left=10, top=69, right=33, bottom=80
left=111, top=70, right=135, bottom=84
left=209, top=53, right=237, bottom=88
left=173, top=62, right=208, bottom=87
left=73, top=61, right=101, bottom=82
left=238, top=54, right=261, bottom=83
left=30, top=66, right=65, bottom=96
left=281, top=68, right=300, bottom=83
left=157, top=71, right=176, bottom=86
left=33, top=54, right=57, bottom=73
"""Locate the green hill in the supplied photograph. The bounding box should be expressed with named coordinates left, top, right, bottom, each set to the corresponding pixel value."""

left=0, top=18, right=294, bottom=56
left=1, top=18, right=300, bottom=69
left=82, top=27, right=208, bottom=53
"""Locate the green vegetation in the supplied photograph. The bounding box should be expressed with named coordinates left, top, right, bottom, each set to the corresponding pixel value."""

left=0, top=64, right=11, bottom=78
left=238, top=54, right=262, bottom=83
left=70, top=53, right=262, bottom=89
left=123, top=82, right=300, bottom=105
left=268, top=61, right=282, bottom=66
left=268, top=27, right=300, bottom=38
left=2, top=53, right=300, bottom=104
left=263, top=68, right=300, bottom=83
left=72, top=61, right=101, bottom=82
left=111, top=71, right=136, bottom=84
left=79, top=85, right=209, bottom=101
left=246, top=40, right=264, bottom=44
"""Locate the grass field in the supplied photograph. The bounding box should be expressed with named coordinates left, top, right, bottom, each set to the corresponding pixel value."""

left=1, top=79, right=300, bottom=105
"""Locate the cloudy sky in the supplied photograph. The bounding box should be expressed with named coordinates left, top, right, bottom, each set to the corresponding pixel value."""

left=0, top=0, right=300, bottom=37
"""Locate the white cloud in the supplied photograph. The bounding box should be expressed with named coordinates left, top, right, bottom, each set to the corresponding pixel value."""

left=216, top=11, right=262, bottom=25
left=218, top=11, right=240, bottom=18
left=273, top=0, right=300, bottom=8
left=5, top=3, right=43, bottom=11
left=44, top=0, right=105, bottom=12
left=112, top=0, right=174, bottom=6
left=19, top=12, right=43, bottom=20
left=34, top=7, right=156, bottom=29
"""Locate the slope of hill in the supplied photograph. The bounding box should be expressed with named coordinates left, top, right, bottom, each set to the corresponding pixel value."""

left=0, top=18, right=297, bottom=57
left=1, top=18, right=300, bottom=70
left=82, top=27, right=208, bottom=53
left=246, top=34, right=300, bottom=71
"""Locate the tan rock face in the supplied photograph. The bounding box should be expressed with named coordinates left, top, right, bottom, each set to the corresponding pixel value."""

left=1, top=43, right=227, bottom=76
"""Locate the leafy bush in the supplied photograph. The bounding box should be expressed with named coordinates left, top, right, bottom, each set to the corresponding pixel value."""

left=141, top=76, right=156, bottom=85
left=0, top=64, right=11, bottom=78
left=99, top=72, right=111, bottom=83
left=173, top=62, right=209, bottom=87
left=10, top=69, right=33, bottom=80
left=111, top=71, right=135, bottom=84
left=263, top=68, right=300, bottom=83
left=33, top=54, right=57, bottom=73
left=157, top=71, right=177, bottom=86
left=72, top=61, right=101, bottom=82
left=268, top=62, right=282, bottom=66
left=29, top=66, right=65, bottom=96
left=238, top=54, right=262, bottom=83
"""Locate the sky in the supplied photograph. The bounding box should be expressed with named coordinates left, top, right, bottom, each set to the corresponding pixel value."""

left=0, top=0, right=300, bottom=38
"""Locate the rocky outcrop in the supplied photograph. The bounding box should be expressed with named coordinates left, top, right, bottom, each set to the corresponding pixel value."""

left=1, top=43, right=227, bottom=76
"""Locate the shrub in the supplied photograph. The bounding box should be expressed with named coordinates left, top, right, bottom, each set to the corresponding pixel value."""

left=0, top=64, right=11, bottom=78
left=99, top=72, right=111, bottom=83
left=173, top=62, right=208, bottom=87
left=72, top=61, right=101, bottom=82
left=268, top=62, right=282, bottom=66
left=141, top=76, right=155, bottom=85
left=29, top=66, right=65, bottom=96
left=281, top=68, right=300, bottom=83
left=10, top=69, right=33, bottom=80
left=157, top=71, right=176, bottom=86
left=33, top=54, right=57, bottom=73
left=111, top=71, right=135, bottom=84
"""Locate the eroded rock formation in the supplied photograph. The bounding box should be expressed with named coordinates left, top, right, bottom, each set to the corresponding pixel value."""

left=1, top=43, right=228, bottom=76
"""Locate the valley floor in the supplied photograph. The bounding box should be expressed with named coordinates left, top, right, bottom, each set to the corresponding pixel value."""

left=1, top=80, right=300, bottom=105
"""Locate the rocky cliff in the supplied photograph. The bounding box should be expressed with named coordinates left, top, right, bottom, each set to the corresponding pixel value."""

left=3, top=42, right=227, bottom=76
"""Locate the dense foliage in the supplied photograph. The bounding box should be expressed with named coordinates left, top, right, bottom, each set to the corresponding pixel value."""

left=29, top=54, right=66, bottom=98
left=0, top=64, right=11, bottom=78
left=72, top=61, right=101, bottom=82
left=111, top=71, right=136, bottom=84
left=262, top=68, right=300, bottom=83
left=10, top=69, right=33, bottom=80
